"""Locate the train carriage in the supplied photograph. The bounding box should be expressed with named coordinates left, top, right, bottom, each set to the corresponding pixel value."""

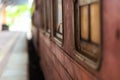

left=32, top=0, right=120, bottom=80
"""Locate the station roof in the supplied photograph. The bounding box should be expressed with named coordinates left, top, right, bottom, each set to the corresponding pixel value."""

left=0, top=0, right=28, bottom=6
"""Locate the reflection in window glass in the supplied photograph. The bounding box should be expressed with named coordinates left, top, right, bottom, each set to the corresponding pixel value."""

left=46, top=0, right=51, bottom=33
left=90, top=3, right=100, bottom=44
left=53, top=0, right=63, bottom=41
left=80, top=6, right=89, bottom=40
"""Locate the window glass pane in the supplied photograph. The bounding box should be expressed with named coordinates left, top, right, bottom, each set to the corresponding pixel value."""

left=80, top=6, right=89, bottom=40
left=53, top=0, right=63, bottom=40
left=46, top=0, right=51, bottom=32
left=41, top=0, right=44, bottom=29
left=53, top=0, right=58, bottom=30
left=56, top=0, right=63, bottom=34
left=90, top=3, right=100, bottom=44
left=42, top=0, right=46, bottom=30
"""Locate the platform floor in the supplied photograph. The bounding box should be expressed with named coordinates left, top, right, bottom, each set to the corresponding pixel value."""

left=0, top=31, right=44, bottom=80
left=0, top=31, right=28, bottom=80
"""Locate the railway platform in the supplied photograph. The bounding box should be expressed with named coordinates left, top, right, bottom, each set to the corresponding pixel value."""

left=0, top=31, right=44, bottom=80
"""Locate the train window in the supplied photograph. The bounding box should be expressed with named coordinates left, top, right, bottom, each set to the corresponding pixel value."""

left=41, top=0, right=45, bottom=29
left=41, top=0, right=51, bottom=33
left=75, top=0, right=101, bottom=68
left=53, top=0, right=63, bottom=42
left=46, top=0, right=51, bottom=33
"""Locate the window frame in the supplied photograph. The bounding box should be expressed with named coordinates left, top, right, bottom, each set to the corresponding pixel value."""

left=40, top=0, right=51, bottom=36
left=45, top=0, right=51, bottom=33
left=74, top=0, right=102, bottom=69
left=40, top=0, right=45, bottom=30
left=53, top=0, right=64, bottom=45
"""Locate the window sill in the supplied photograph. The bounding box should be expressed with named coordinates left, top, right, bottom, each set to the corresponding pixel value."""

left=73, top=50, right=101, bottom=70
left=53, top=37, right=63, bottom=47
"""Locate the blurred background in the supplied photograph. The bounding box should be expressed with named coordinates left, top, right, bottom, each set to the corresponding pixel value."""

left=0, top=0, right=34, bottom=39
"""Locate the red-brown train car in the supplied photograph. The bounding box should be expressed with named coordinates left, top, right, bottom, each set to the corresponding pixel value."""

left=32, top=0, right=120, bottom=80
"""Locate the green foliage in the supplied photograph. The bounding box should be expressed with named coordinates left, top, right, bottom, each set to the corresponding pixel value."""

left=30, top=3, right=35, bottom=14
left=6, top=4, right=31, bottom=26
left=6, top=4, right=30, bottom=18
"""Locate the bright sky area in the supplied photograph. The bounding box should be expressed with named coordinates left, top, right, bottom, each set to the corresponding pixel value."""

left=5, top=0, right=34, bottom=39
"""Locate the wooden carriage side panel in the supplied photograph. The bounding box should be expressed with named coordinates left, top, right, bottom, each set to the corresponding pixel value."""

left=51, top=42, right=98, bottom=80
left=63, top=0, right=75, bottom=53
left=39, top=37, right=51, bottom=80
left=100, top=0, right=120, bottom=80
left=55, top=50, right=97, bottom=80
left=39, top=32, right=99, bottom=80
left=62, top=0, right=99, bottom=79
left=33, top=0, right=120, bottom=80
left=39, top=33, right=72, bottom=80
left=38, top=0, right=99, bottom=80
left=73, top=64, right=98, bottom=80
